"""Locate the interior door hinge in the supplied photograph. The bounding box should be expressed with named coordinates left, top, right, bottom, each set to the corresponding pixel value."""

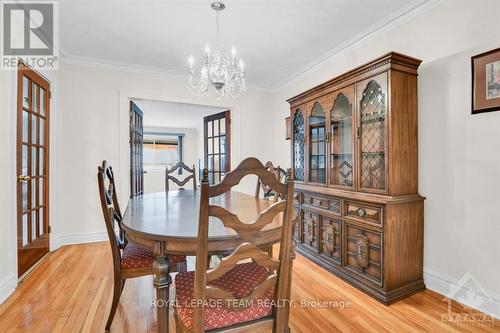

left=48, top=225, right=51, bottom=233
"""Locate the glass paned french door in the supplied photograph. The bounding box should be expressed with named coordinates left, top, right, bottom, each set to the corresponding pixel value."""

left=17, top=64, right=50, bottom=276
left=130, top=101, right=144, bottom=197
left=204, top=111, right=230, bottom=184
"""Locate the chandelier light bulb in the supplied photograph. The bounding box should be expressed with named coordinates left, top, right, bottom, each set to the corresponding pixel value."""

left=231, top=46, right=236, bottom=56
left=204, top=43, right=210, bottom=54
left=239, top=59, right=244, bottom=70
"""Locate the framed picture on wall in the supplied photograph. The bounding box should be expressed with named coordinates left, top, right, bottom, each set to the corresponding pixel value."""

left=472, top=47, right=500, bottom=114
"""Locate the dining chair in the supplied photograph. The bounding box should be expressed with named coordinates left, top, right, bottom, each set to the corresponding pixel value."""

left=166, top=161, right=197, bottom=191
left=174, top=157, right=295, bottom=332
left=255, top=161, right=287, bottom=202
left=97, top=161, right=187, bottom=331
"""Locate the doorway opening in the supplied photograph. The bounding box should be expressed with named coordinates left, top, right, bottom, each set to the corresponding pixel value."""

left=129, top=100, right=229, bottom=194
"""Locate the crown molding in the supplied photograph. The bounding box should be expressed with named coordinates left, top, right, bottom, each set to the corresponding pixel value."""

left=269, top=0, right=442, bottom=91
left=59, top=53, right=272, bottom=92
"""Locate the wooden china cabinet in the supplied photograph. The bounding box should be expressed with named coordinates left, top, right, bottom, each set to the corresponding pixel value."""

left=288, top=52, right=425, bottom=304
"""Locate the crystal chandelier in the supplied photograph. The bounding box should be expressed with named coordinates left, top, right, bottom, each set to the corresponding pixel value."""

left=188, top=1, right=246, bottom=99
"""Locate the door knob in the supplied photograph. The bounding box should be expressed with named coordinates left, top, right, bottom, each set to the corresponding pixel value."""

left=17, top=174, right=31, bottom=183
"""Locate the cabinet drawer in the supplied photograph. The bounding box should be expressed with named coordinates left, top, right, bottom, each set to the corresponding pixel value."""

left=303, top=193, right=341, bottom=215
left=344, top=223, right=382, bottom=285
left=302, top=210, right=319, bottom=250
left=344, top=201, right=383, bottom=226
left=319, top=216, right=341, bottom=265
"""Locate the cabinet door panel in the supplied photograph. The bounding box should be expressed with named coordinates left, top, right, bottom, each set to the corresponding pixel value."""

left=329, top=86, right=355, bottom=189
left=308, top=102, right=326, bottom=184
left=357, top=73, right=388, bottom=192
left=319, top=216, right=341, bottom=264
left=344, top=223, right=383, bottom=285
left=292, top=109, right=305, bottom=181
left=302, top=210, right=318, bottom=250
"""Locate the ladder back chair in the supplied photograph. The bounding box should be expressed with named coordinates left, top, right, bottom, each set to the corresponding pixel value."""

left=97, top=161, right=187, bottom=331
left=255, top=161, right=287, bottom=202
left=166, top=161, right=197, bottom=191
left=174, top=157, right=295, bottom=332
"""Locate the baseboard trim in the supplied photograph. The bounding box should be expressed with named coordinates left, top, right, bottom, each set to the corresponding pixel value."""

left=54, top=231, right=108, bottom=249
left=424, top=268, right=500, bottom=319
left=0, top=273, right=17, bottom=305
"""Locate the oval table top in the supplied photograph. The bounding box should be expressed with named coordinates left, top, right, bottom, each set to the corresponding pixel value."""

left=121, top=190, right=286, bottom=254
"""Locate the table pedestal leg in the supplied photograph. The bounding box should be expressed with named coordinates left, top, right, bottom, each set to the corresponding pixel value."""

left=153, top=241, right=171, bottom=333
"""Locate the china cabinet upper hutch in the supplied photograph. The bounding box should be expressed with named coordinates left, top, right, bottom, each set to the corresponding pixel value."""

left=288, top=52, right=425, bottom=304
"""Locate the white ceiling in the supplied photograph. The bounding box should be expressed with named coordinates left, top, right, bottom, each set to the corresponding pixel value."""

left=60, top=0, right=421, bottom=87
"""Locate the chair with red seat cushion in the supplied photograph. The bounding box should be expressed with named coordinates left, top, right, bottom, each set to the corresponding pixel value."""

left=121, top=244, right=187, bottom=270
left=98, top=161, right=187, bottom=331
left=175, top=262, right=275, bottom=331
left=174, top=157, right=295, bottom=333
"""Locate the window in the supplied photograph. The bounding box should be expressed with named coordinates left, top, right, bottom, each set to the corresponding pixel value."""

left=143, top=134, right=183, bottom=170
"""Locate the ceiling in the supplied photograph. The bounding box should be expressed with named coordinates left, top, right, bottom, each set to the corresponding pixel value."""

left=60, top=0, right=422, bottom=88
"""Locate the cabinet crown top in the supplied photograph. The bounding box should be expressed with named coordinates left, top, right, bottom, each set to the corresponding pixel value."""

left=287, top=52, right=422, bottom=106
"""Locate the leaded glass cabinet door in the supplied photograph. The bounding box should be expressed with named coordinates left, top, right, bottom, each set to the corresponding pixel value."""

left=329, top=87, right=354, bottom=188
left=357, top=73, right=388, bottom=192
left=292, top=109, right=305, bottom=182
left=309, top=102, right=326, bottom=184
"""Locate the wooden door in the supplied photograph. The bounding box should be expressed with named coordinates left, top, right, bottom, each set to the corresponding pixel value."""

left=203, top=110, right=230, bottom=184
left=130, top=101, right=144, bottom=197
left=17, top=64, right=50, bottom=276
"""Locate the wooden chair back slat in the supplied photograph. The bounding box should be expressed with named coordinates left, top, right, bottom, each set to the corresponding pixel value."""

left=210, top=158, right=287, bottom=197
left=97, top=161, right=125, bottom=270
left=208, top=200, right=285, bottom=241
left=192, top=157, right=295, bottom=332
left=206, top=243, right=280, bottom=282
left=165, top=161, right=197, bottom=191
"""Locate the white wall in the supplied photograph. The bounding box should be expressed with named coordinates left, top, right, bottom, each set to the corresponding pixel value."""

left=264, top=0, right=500, bottom=316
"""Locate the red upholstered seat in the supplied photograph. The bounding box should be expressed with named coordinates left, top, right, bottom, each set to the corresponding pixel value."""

left=121, top=244, right=186, bottom=270
left=175, top=262, right=274, bottom=331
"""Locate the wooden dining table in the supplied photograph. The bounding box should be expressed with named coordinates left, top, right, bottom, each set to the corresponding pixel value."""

left=121, top=189, right=286, bottom=333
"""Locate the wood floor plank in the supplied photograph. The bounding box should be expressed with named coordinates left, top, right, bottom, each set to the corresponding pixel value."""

left=0, top=242, right=497, bottom=333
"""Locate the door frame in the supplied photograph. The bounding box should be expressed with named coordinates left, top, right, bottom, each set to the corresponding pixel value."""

left=16, top=63, right=51, bottom=276
left=119, top=92, right=233, bottom=203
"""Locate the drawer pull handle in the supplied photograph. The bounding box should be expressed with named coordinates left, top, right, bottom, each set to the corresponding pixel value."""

left=357, top=208, right=367, bottom=217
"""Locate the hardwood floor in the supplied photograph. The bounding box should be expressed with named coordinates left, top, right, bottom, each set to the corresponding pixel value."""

left=0, top=242, right=498, bottom=333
